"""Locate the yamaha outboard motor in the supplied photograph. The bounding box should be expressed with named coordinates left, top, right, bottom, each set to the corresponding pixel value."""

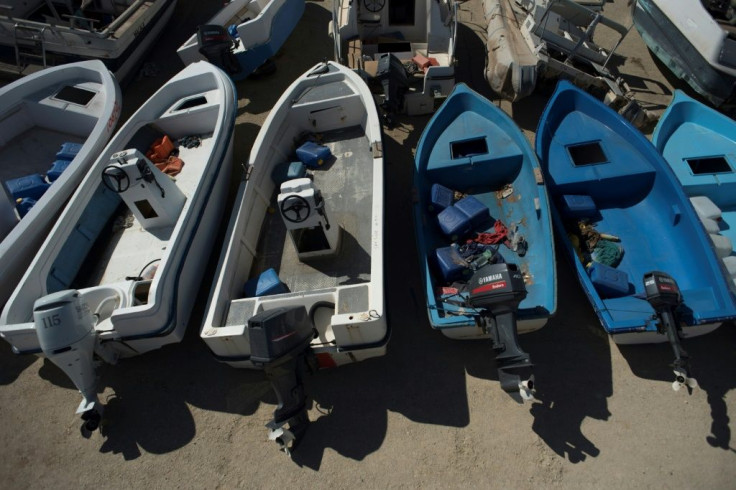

left=247, top=306, right=316, bottom=454
left=374, top=53, right=409, bottom=119
left=467, top=263, right=535, bottom=402
left=197, top=24, right=242, bottom=76
left=643, top=271, right=698, bottom=392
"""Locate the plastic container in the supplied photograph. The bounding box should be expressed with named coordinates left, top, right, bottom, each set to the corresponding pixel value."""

left=437, top=205, right=471, bottom=239
left=455, top=195, right=491, bottom=229
left=296, top=141, right=332, bottom=168
left=435, top=246, right=469, bottom=282
left=587, top=262, right=630, bottom=298
left=690, top=196, right=721, bottom=220
left=47, top=159, right=72, bottom=182
left=560, top=194, right=598, bottom=218
left=56, top=142, right=83, bottom=160
left=5, top=174, right=50, bottom=200
left=243, top=268, right=289, bottom=298
left=430, top=183, right=453, bottom=212
left=271, top=161, right=307, bottom=185
left=709, top=233, right=733, bottom=259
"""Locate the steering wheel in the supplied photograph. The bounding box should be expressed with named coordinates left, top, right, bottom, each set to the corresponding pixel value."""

left=101, top=165, right=130, bottom=193
left=363, top=0, right=385, bottom=12
left=280, top=195, right=310, bottom=223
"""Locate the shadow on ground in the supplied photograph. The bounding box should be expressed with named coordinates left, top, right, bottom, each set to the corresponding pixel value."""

left=618, top=324, right=736, bottom=453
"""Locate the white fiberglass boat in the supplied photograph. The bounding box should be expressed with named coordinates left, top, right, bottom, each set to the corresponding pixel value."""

left=202, top=61, right=386, bottom=452
left=0, top=60, right=236, bottom=431
left=0, top=0, right=178, bottom=83
left=0, top=59, right=120, bottom=309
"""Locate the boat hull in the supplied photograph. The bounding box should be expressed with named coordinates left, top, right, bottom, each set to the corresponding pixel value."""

left=0, top=61, right=236, bottom=357
left=202, top=61, right=387, bottom=368
left=413, top=83, right=556, bottom=339
left=0, top=61, right=120, bottom=310
left=536, top=80, right=736, bottom=341
left=0, top=0, right=177, bottom=84
left=633, top=0, right=736, bottom=106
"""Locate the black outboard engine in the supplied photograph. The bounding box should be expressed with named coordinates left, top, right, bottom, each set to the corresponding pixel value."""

left=197, top=24, right=242, bottom=75
left=643, top=271, right=698, bottom=392
left=374, top=53, right=410, bottom=118
left=467, top=263, right=535, bottom=401
left=247, top=306, right=315, bottom=454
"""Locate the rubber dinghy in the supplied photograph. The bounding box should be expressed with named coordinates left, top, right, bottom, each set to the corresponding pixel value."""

left=201, top=61, right=386, bottom=453
left=412, top=83, right=556, bottom=402
left=0, top=60, right=121, bottom=310
left=653, top=90, right=736, bottom=291
left=177, top=0, right=305, bottom=80
left=0, top=61, right=236, bottom=431
left=536, top=80, right=736, bottom=391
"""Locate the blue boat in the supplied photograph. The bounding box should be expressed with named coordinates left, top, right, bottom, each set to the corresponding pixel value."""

left=653, top=90, right=736, bottom=269
left=536, top=80, right=736, bottom=389
left=413, top=83, right=556, bottom=399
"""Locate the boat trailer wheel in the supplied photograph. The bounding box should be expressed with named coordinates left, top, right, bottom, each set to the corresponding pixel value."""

left=101, top=165, right=130, bottom=193
left=280, top=195, right=310, bottom=223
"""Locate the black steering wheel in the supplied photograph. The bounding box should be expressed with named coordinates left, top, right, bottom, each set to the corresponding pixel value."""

left=101, top=165, right=130, bottom=193
left=280, top=195, right=310, bottom=223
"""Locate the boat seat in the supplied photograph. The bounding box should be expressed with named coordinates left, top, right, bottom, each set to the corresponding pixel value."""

left=426, top=153, right=523, bottom=191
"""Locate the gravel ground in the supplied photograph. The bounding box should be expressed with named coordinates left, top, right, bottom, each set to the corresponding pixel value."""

left=1, top=0, right=735, bottom=488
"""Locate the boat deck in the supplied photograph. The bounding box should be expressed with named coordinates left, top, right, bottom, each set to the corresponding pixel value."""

left=251, top=126, right=373, bottom=293
left=0, top=127, right=83, bottom=184
left=82, top=132, right=216, bottom=287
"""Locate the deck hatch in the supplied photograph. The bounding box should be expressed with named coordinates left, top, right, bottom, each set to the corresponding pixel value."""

left=686, top=156, right=732, bottom=175
left=450, top=137, right=488, bottom=159
left=174, top=96, right=208, bottom=111
left=53, top=86, right=96, bottom=106
left=567, top=141, right=607, bottom=166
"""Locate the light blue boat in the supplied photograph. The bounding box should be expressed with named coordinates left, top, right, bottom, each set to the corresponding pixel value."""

left=536, top=81, right=736, bottom=388
left=413, top=83, right=556, bottom=398
left=653, top=90, right=736, bottom=267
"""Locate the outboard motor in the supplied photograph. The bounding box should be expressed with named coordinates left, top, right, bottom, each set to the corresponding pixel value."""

left=467, top=263, right=535, bottom=402
left=33, top=290, right=118, bottom=431
left=643, top=271, right=698, bottom=392
left=247, top=306, right=316, bottom=455
left=197, top=24, right=242, bottom=75
left=374, top=53, right=410, bottom=118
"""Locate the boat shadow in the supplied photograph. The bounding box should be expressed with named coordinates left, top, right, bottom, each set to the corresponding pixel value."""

left=523, top=247, right=614, bottom=463
left=0, top=337, right=37, bottom=385
left=617, top=323, right=736, bottom=453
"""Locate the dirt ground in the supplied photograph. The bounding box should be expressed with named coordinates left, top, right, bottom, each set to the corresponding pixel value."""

left=1, top=0, right=735, bottom=488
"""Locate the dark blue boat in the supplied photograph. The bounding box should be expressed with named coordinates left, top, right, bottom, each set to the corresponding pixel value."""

left=413, top=83, right=556, bottom=399
left=536, top=81, right=736, bottom=388
left=653, top=90, right=736, bottom=269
